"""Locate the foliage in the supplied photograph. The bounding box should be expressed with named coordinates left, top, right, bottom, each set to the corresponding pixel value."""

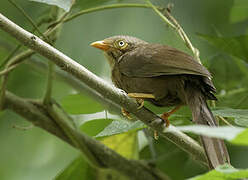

left=189, top=164, right=248, bottom=180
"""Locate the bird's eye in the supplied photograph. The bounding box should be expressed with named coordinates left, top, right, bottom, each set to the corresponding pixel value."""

left=118, top=40, right=125, bottom=47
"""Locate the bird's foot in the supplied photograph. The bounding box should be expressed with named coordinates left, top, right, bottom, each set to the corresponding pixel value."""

left=161, top=112, right=171, bottom=127
left=161, top=105, right=182, bottom=127
left=121, top=108, right=132, bottom=120
left=154, top=131, right=159, bottom=140
left=127, top=93, right=155, bottom=109
left=136, top=98, right=144, bottom=109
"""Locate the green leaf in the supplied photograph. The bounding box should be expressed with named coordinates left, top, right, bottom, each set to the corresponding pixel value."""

left=96, top=120, right=146, bottom=137
left=230, top=0, right=248, bottom=23
left=76, top=0, right=111, bottom=9
left=217, top=89, right=248, bottom=109
left=30, top=0, right=74, bottom=12
left=55, top=156, right=95, bottom=180
left=55, top=131, right=138, bottom=180
left=101, top=131, right=139, bottom=159
left=73, top=111, right=120, bottom=126
left=198, top=34, right=248, bottom=63
left=80, top=118, right=113, bottom=136
left=96, top=131, right=139, bottom=180
left=232, top=57, right=248, bottom=80
left=231, top=128, right=248, bottom=146
left=189, top=164, right=248, bottom=180
left=208, top=55, right=248, bottom=91
left=61, top=94, right=104, bottom=114
left=168, top=125, right=244, bottom=141
left=213, top=108, right=248, bottom=127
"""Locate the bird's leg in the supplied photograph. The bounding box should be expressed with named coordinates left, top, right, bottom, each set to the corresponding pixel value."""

left=161, top=105, right=182, bottom=127
left=121, top=93, right=155, bottom=119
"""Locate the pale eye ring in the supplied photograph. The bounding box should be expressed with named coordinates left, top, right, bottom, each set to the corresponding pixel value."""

left=118, top=40, right=125, bottom=47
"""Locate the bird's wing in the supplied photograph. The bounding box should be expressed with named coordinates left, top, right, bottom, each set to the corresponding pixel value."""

left=118, top=44, right=211, bottom=78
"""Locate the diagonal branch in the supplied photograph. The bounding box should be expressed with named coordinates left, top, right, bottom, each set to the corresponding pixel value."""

left=0, top=13, right=207, bottom=165
left=4, top=91, right=169, bottom=180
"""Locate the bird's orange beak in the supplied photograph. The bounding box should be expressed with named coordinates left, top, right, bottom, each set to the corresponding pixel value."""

left=90, top=40, right=111, bottom=51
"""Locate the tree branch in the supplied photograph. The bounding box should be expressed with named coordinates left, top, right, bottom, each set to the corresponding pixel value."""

left=27, top=59, right=208, bottom=165
left=49, top=3, right=160, bottom=27
left=4, top=91, right=169, bottom=180
left=0, top=13, right=207, bottom=165
left=146, top=0, right=201, bottom=62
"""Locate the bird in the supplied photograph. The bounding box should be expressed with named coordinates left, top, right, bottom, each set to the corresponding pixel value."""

left=90, top=35, right=230, bottom=169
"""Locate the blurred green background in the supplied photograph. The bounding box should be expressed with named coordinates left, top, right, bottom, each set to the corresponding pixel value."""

left=0, top=0, right=248, bottom=179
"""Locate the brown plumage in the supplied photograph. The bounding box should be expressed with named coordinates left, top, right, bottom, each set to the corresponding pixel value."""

left=91, top=35, right=230, bottom=168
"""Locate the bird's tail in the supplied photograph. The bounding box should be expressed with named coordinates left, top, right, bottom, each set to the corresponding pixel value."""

left=185, top=88, right=230, bottom=169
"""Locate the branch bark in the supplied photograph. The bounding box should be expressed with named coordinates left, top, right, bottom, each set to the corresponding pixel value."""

left=0, top=13, right=207, bottom=164
left=4, top=91, right=169, bottom=180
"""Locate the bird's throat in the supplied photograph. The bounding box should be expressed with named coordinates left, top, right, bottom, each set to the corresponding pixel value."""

left=104, top=51, right=117, bottom=70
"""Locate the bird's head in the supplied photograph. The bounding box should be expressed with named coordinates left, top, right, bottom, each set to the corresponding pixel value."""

left=91, top=35, right=147, bottom=68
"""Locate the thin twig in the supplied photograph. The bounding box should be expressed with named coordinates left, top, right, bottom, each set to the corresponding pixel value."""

left=0, top=11, right=57, bottom=69
left=26, top=58, right=121, bottom=114
left=8, top=0, right=50, bottom=43
left=0, top=12, right=68, bottom=77
left=12, top=124, right=34, bottom=130
left=49, top=3, right=160, bottom=27
left=43, top=8, right=64, bottom=105
left=163, top=6, right=200, bottom=62
left=0, top=49, right=34, bottom=108
left=0, top=44, right=22, bottom=69
left=0, top=63, right=19, bottom=76
left=46, top=12, right=69, bottom=34
left=0, top=3, right=149, bottom=77
left=0, top=74, right=8, bottom=110
left=145, top=0, right=176, bottom=29
left=0, top=9, right=65, bottom=109
left=0, top=50, right=35, bottom=77
left=43, top=61, right=54, bottom=104
left=146, top=0, right=201, bottom=63
left=217, top=116, right=233, bottom=127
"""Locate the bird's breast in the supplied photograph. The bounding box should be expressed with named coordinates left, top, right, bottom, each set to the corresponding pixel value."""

left=111, top=67, right=122, bottom=89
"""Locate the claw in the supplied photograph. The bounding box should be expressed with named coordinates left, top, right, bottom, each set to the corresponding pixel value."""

left=154, top=131, right=159, bottom=140
left=121, top=108, right=132, bottom=119
left=136, top=98, right=144, bottom=109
